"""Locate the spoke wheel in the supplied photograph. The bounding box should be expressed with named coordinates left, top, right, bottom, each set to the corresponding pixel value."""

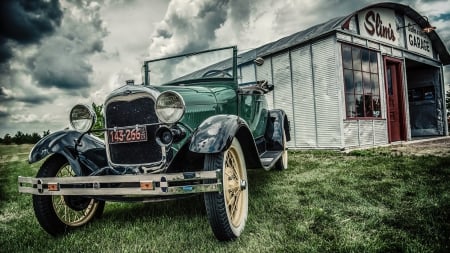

left=52, top=164, right=99, bottom=226
left=204, top=138, right=248, bottom=241
left=32, top=155, right=105, bottom=235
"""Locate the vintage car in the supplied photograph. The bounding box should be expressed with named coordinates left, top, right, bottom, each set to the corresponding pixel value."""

left=18, top=46, right=290, bottom=241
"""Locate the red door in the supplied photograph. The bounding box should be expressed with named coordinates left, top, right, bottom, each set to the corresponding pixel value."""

left=384, top=57, right=406, bottom=142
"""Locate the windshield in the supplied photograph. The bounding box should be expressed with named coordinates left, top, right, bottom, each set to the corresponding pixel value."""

left=144, top=47, right=235, bottom=86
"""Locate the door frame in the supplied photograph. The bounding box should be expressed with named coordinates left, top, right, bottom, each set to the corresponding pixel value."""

left=383, top=56, right=407, bottom=142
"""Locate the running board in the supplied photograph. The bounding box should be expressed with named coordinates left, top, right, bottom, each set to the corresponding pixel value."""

left=259, top=151, right=283, bottom=169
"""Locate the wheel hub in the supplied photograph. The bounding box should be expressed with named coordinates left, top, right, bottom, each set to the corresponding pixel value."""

left=63, top=196, right=91, bottom=211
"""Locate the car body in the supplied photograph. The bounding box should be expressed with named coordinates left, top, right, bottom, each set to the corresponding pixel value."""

left=18, top=46, right=290, bottom=241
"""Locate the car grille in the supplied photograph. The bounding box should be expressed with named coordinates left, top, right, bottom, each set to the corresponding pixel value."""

left=105, top=95, right=162, bottom=165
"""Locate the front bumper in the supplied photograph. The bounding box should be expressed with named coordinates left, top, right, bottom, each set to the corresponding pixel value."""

left=18, top=170, right=221, bottom=196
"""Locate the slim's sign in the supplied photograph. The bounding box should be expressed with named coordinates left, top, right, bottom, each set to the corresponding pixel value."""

left=359, top=8, right=400, bottom=46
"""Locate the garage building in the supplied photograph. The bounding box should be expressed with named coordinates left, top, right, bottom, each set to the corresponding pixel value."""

left=238, top=2, right=450, bottom=149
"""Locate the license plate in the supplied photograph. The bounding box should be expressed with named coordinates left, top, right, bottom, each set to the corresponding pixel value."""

left=108, top=126, right=147, bottom=144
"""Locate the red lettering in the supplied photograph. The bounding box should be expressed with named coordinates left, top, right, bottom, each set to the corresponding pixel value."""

left=364, top=11, right=375, bottom=35
left=364, top=10, right=395, bottom=42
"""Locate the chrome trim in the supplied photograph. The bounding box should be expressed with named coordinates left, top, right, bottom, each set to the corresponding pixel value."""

left=18, top=170, right=222, bottom=196
left=155, top=90, right=186, bottom=124
left=104, top=90, right=166, bottom=169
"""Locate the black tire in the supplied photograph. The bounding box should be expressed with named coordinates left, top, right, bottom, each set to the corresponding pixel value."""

left=32, top=155, right=105, bottom=236
left=204, top=138, right=248, bottom=241
left=274, top=130, right=288, bottom=170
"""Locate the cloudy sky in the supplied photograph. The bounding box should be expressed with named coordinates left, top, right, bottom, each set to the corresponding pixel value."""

left=0, top=0, right=449, bottom=137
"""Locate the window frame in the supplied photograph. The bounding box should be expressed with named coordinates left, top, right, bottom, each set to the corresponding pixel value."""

left=342, top=43, right=382, bottom=119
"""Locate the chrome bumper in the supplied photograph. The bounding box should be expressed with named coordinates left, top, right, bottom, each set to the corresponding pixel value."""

left=18, top=170, right=221, bottom=196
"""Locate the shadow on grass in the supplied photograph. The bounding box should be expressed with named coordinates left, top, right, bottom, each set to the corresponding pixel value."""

left=101, top=194, right=206, bottom=222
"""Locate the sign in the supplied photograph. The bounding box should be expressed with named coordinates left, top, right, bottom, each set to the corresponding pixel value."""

left=404, top=16, right=433, bottom=58
left=358, top=8, right=400, bottom=46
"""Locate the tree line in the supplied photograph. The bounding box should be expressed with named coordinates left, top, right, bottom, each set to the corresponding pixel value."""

left=0, top=103, right=104, bottom=145
left=0, top=130, right=51, bottom=145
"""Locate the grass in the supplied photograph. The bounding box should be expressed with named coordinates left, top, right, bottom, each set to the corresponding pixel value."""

left=1, top=144, right=449, bottom=252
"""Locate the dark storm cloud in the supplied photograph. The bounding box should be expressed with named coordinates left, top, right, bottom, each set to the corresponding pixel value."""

left=435, top=13, right=450, bottom=21
left=27, top=1, right=108, bottom=93
left=0, top=110, right=9, bottom=119
left=0, top=86, right=12, bottom=103
left=150, top=0, right=234, bottom=56
left=0, top=0, right=63, bottom=63
left=30, top=36, right=94, bottom=91
left=228, top=0, right=250, bottom=22
left=178, top=0, right=229, bottom=53
left=156, top=28, right=172, bottom=39
left=17, top=93, right=52, bottom=105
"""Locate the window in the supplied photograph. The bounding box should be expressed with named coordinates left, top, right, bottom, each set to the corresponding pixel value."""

left=342, top=44, right=381, bottom=118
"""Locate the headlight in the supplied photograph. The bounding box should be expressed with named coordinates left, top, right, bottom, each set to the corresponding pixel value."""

left=155, top=91, right=185, bottom=124
left=70, top=104, right=96, bottom=132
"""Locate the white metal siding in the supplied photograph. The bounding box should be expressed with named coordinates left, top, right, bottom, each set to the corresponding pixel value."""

left=272, top=53, right=295, bottom=147
left=291, top=46, right=317, bottom=147
left=359, top=120, right=374, bottom=146
left=380, top=45, right=392, bottom=55
left=374, top=120, right=388, bottom=145
left=343, top=120, right=388, bottom=148
left=255, top=58, right=274, bottom=110
left=240, top=64, right=256, bottom=84
left=353, top=37, right=367, bottom=47
left=343, top=121, right=359, bottom=147
left=312, top=38, right=341, bottom=147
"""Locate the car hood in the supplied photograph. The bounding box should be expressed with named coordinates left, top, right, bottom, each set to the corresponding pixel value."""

left=154, top=84, right=236, bottom=106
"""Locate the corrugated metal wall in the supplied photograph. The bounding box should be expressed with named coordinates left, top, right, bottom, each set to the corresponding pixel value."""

left=272, top=53, right=296, bottom=147
left=291, top=46, right=317, bottom=147
left=251, top=37, right=344, bottom=149
left=311, top=38, right=342, bottom=147
left=255, top=58, right=274, bottom=110
left=343, top=120, right=388, bottom=147
left=243, top=35, right=392, bottom=149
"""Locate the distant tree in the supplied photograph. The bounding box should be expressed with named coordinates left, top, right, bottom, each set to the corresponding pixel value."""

left=43, top=130, right=50, bottom=137
left=31, top=132, right=41, bottom=143
left=2, top=134, right=12, bottom=145
left=0, top=131, right=44, bottom=144
left=14, top=131, right=25, bottom=144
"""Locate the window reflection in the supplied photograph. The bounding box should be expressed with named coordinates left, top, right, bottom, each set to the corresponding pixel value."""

left=342, top=44, right=380, bottom=118
left=352, top=48, right=361, bottom=71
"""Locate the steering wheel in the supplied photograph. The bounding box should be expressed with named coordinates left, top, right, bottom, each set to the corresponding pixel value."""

left=201, top=69, right=232, bottom=78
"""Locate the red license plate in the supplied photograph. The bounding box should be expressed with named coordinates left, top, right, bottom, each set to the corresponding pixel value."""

left=108, top=126, right=147, bottom=144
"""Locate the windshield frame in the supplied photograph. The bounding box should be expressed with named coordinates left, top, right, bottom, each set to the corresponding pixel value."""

left=143, top=46, right=238, bottom=87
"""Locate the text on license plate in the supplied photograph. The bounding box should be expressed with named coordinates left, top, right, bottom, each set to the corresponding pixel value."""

left=108, top=126, right=147, bottom=144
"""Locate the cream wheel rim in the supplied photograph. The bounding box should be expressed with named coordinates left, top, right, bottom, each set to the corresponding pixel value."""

left=224, top=147, right=245, bottom=228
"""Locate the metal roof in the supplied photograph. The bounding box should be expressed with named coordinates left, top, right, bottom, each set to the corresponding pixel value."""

left=239, top=2, right=450, bottom=65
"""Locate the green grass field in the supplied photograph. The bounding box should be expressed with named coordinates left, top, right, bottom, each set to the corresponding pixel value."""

left=1, top=144, right=449, bottom=252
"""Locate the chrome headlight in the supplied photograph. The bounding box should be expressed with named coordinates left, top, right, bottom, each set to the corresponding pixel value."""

left=155, top=91, right=185, bottom=124
left=69, top=104, right=96, bottom=132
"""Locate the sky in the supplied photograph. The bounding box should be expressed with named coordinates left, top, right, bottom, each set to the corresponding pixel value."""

left=0, top=0, right=449, bottom=137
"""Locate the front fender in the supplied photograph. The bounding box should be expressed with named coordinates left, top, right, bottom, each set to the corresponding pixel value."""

left=29, top=130, right=106, bottom=175
left=189, top=115, right=249, bottom=153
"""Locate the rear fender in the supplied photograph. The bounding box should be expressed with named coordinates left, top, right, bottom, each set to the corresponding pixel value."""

left=29, top=130, right=106, bottom=176
left=189, top=115, right=248, bottom=153
left=265, top=109, right=290, bottom=150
